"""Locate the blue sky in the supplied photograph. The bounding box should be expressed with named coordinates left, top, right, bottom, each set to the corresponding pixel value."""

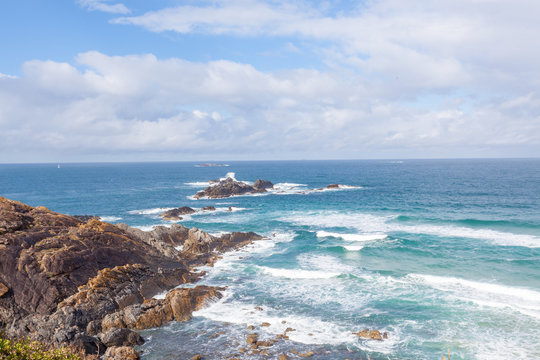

left=1, top=0, right=539, bottom=162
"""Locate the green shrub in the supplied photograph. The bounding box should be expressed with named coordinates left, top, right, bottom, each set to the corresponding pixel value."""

left=0, top=335, right=96, bottom=360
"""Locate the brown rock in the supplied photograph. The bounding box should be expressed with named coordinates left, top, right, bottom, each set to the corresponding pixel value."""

left=353, top=329, right=384, bottom=341
left=326, top=184, right=340, bottom=189
left=246, top=333, right=258, bottom=344
left=0, top=283, right=9, bottom=297
left=191, top=355, right=202, bottom=360
left=254, top=306, right=264, bottom=311
left=166, top=286, right=223, bottom=322
left=285, top=327, right=296, bottom=333
left=261, top=322, right=271, bottom=327
left=201, top=206, right=216, bottom=211
left=247, top=325, right=255, bottom=330
left=104, top=346, right=140, bottom=360
left=299, top=350, right=315, bottom=357
left=278, top=354, right=290, bottom=360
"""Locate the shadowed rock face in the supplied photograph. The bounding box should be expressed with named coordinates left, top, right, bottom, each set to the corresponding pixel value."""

left=194, top=177, right=273, bottom=199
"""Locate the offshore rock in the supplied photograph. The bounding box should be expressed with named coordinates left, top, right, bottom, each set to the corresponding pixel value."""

left=160, top=207, right=196, bottom=221
left=194, top=177, right=272, bottom=199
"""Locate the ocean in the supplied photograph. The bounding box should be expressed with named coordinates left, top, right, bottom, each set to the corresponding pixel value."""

left=1, top=159, right=539, bottom=359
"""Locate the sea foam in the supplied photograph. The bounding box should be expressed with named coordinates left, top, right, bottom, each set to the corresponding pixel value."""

left=286, top=211, right=540, bottom=248
left=408, top=274, right=540, bottom=319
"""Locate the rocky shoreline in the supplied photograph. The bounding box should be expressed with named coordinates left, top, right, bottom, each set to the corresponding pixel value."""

left=0, top=196, right=262, bottom=359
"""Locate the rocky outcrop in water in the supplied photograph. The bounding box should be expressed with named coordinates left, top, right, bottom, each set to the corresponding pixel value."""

left=194, top=177, right=273, bottom=199
left=0, top=196, right=263, bottom=356
left=160, top=207, right=196, bottom=221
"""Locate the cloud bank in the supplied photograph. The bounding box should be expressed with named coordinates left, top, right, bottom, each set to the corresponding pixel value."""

left=0, top=0, right=539, bottom=162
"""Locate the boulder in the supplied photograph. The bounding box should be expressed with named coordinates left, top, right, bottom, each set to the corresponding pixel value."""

left=100, top=327, right=144, bottom=347
left=104, top=346, right=140, bottom=360
left=201, top=206, right=216, bottom=211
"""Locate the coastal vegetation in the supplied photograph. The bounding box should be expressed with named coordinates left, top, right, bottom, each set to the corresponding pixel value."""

left=0, top=332, right=97, bottom=360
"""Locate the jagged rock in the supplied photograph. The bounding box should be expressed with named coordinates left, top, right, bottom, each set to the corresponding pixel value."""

left=100, top=327, right=144, bottom=347
left=201, top=206, right=216, bottom=211
left=253, top=179, right=274, bottom=190
left=160, top=207, right=196, bottom=221
left=167, top=286, right=223, bottom=321
left=0, top=283, right=8, bottom=297
left=117, top=223, right=189, bottom=259
left=194, top=177, right=272, bottom=199
left=182, top=230, right=263, bottom=257
left=101, top=286, right=223, bottom=332
left=353, top=329, right=384, bottom=340
left=104, top=346, right=140, bottom=360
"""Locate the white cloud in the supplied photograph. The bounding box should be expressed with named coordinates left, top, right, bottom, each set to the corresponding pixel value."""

left=78, top=0, right=130, bottom=14
left=0, top=51, right=538, bottom=162
left=112, top=0, right=540, bottom=95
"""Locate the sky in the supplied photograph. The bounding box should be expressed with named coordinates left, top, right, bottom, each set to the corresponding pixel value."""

left=0, top=0, right=539, bottom=163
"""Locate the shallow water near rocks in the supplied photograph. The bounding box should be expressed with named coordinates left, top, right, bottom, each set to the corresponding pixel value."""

left=1, top=159, right=540, bottom=359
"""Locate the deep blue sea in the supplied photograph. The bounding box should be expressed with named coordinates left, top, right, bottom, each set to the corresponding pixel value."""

left=1, top=159, right=539, bottom=360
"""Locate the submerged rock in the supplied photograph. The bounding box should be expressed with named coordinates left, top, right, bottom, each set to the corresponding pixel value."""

left=353, top=329, right=385, bottom=341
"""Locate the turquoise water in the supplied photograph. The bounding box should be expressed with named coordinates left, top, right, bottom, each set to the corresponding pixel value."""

left=1, top=159, right=539, bottom=359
